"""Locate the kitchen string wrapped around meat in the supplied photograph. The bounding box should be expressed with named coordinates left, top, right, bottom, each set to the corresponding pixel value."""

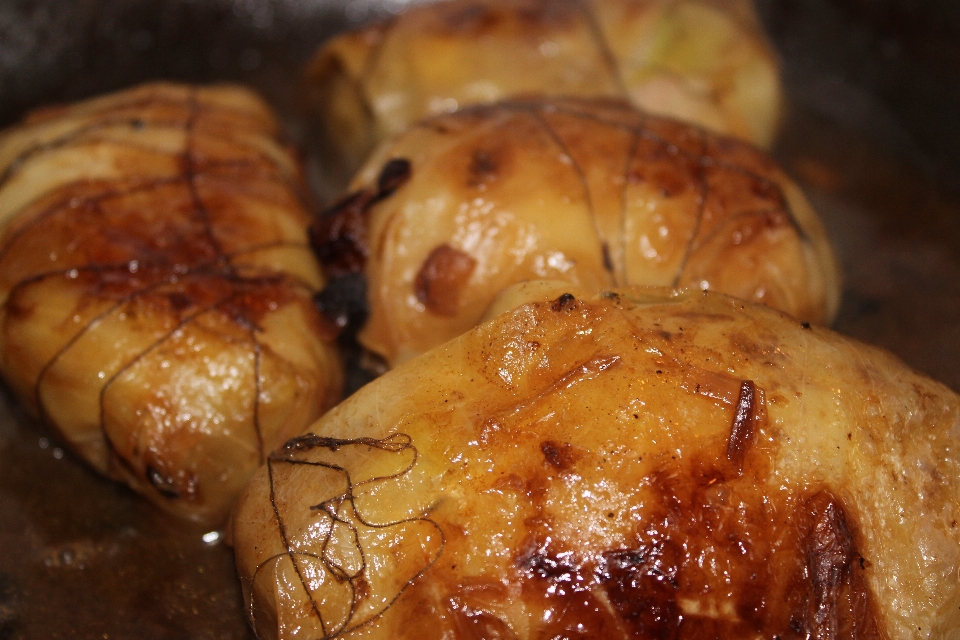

left=312, top=97, right=840, bottom=367
left=305, top=0, right=782, bottom=183
left=232, top=283, right=960, bottom=640
left=0, top=82, right=343, bottom=523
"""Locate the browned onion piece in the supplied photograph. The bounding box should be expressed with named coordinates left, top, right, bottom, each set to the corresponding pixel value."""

left=0, top=82, right=343, bottom=523
left=233, top=283, right=960, bottom=640
left=313, top=97, right=840, bottom=367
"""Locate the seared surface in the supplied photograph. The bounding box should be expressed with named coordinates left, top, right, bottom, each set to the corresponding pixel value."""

left=0, top=1, right=959, bottom=638
left=234, top=285, right=960, bottom=639
left=0, top=82, right=342, bottom=522
left=315, top=98, right=839, bottom=366
left=306, top=0, right=782, bottom=182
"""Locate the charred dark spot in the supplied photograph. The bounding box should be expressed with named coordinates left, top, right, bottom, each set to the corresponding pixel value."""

left=129, top=118, right=145, bottom=130
left=798, top=492, right=883, bottom=639
left=801, top=321, right=812, bottom=329
left=313, top=272, right=368, bottom=334
left=727, top=380, right=757, bottom=474
left=540, top=440, right=578, bottom=472
left=467, top=149, right=498, bottom=188
left=167, top=291, right=192, bottom=313
left=353, top=574, right=371, bottom=605
left=551, top=293, right=575, bottom=312
left=376, top=158, right=411, bottom=198
left=414, top=244, right=477, bottom=316
left=145, top=465, right=181, bottom=500
left=310, top=190, right=375, bottom=276
left=503, top=444, right=885, bottom=640
left=601, top=543, right=682, bottom=636
left=601, top=242, right=613, bottom=273
left=806, top=494, right=855, bottom=594
left=516, top=538, right=578, bottom=582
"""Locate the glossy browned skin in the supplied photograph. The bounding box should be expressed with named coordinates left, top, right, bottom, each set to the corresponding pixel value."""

left=0, top=82, right=343, bottom=522
left=304, top=0, right=783, bottom=186
left=313, top=98, right=840, bottom=366
left=233, top=285, right=960, bottom=640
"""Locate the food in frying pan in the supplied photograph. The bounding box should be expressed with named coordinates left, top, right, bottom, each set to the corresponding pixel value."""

left=0, top=82, right=343, bottom=523
left=305, top=0, right=783, bottom=179
left=232, top=282, right=960, bottom=640
left=312, top=97, right=840, bottom=367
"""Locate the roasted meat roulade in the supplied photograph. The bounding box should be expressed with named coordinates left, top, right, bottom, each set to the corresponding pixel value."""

left=312, top=97, right=840, bottom=367
left=306, top=0, right=782, bottom=181
left=233, top=282, right=960, bottom=640
left=0, top=82, right=343, bottom=523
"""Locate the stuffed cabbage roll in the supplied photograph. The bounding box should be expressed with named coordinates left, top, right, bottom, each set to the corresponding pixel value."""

left=0, top=82, right=343, bottom=523
left=312, top=98, right=839, bottom=367
left=233, top=283, right=960, bottom=640
left=305, top=0, right=782, bottom=180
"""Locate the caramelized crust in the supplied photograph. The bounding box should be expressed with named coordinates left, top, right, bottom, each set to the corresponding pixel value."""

left=0, top=82, right=343, bottom=522
left=313, top=98, right=840, bottom=366
left=233, top=285, right=960, bottom=640
left=304, top=0, right=783, bottom=183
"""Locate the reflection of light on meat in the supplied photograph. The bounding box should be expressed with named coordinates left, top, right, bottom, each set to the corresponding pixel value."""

left=314, top=98, right=840, bottom=366
left=235, top=285, right=960, bottom=639
left=0, top=82, right=342, bottom=522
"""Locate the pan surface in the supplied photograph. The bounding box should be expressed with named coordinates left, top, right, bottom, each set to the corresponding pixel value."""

left=0, top=0, right=958, bottom=638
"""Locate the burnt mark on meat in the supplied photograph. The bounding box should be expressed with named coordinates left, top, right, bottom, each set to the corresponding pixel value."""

left=145, top=463, right=197, bottom=501
left=551, top=292, right=576, bottom=312
left=798, top=492, right=884, bottom=639
left=414, top=243, right=477, bottom=316
left=601, top=241, right=614, bottom=272
left=314, top=271, right=369, bottom=333
left=727, top=379, right=757, bottom=474
left=601, top=542, right=683, bottom=637
left=310, top=190, right=375, bottom=277
left=540, top=440, right=580, bottom=472
left=377, top=157, right=412, bottom=197
left=311, top=158, right=411, bottom=277
left=146, top=464, right=181, bottom=499
left=467, top=148, right=500, bottom=188
left=497, top=448, right=885, bottom=638
left=167, top=291, right=192, bottom=313
left=516, top=536, right=579, bottom=583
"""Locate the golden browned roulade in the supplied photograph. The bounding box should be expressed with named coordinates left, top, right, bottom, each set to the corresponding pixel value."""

left=233, top=283, right=960, bottom=640
left=306, top=0, right=782, bottom=180
left=0, top=82, right=343, bottom=523
left=312, top=97, right=840, bottom=367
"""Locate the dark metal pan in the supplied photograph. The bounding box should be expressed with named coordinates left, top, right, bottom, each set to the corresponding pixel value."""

left=0, top=1, right=957, bottom=637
